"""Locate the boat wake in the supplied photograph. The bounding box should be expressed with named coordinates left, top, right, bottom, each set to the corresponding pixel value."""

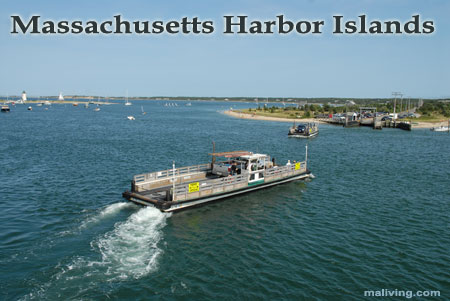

left=79, top=202, right=134, bottom=230
left=23, top=206, right=171, bottom=300
left=94, top=205, right=170, bottom=279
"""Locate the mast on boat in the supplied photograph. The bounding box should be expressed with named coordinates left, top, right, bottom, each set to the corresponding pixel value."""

left=125, top=90, right=132, bottom=105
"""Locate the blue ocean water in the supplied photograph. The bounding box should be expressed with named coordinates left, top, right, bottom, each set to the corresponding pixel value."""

left=0, top=101, right=449, bottom=300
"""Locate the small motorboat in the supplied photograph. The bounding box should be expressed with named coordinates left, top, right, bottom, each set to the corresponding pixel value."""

left=127, top=116, right=135, bottom=120
left=288, top=122, right=319, bottom=138
left=36, top=103, right=43, bottom=107
left=93, top=107, right=100, bottom=112
left=1, top=105, right=10, bottom=112
left=27, top=106, right=32, bottom=111
left=73, top=103, right=78, bottom=106
left=431, top=125, right=449, bottom=132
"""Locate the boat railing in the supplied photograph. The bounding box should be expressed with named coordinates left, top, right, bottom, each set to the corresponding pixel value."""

left=174, top=174, right=248, bottom=197
left=134, top=163, right=211, bottom=184
left=265, top=161, right=306, bottom=176
left=173, top=161, right=307, bottom=201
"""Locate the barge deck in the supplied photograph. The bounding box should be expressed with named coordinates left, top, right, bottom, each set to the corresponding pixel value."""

left=123, top=149, right=312, bottom=212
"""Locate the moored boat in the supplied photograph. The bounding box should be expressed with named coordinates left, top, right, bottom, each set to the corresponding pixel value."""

left=123, top=148, right=312, bottom=212
left=431, top=125, right=449, bottom=132
left=1, top=105, right=10, bottom=112
left=288, top=122, right=319, bottom=138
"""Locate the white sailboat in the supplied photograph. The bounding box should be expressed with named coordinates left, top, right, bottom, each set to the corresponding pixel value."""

left=58, top=92, right=64, bottom=101
left=124, top=91, right=132, bottom=106
left=141, top=106, right=147, bottom=115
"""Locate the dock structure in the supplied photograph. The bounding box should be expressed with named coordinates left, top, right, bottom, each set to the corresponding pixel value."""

left=373, top=117, right=382, bottom=130
left=322, top=117, right=412, bottom=131
left=321, top=105, right=412, bottom=131
left=383, top=120, right=412, bottom=131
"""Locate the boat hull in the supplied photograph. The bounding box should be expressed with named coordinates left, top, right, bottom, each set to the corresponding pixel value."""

left=125, top=171, right=312, bottom=212
left=431, top=127, right=449, bottom=132
left=288, top=131, right=318, bottom=138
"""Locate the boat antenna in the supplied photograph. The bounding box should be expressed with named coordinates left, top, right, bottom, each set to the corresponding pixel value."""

left=172, top=160, right=176, bottom=201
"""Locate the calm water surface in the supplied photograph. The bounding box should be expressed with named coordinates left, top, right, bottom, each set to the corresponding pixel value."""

left=0, top=101, right=449, bottom=300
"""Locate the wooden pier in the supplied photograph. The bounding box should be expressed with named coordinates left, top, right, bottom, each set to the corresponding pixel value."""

left=322, top=118, right=412, bottom=131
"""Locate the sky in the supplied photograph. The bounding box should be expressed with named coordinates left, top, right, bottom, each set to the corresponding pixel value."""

left=0, top=0, right=449, bottom=98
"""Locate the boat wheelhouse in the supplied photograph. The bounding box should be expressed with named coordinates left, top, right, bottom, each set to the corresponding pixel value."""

left=123, top=149, right=312, bottom=212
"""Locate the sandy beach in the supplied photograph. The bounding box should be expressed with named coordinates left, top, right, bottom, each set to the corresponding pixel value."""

left=223, top=110, right=448, bottom=129
left=223, top=110, right=327, bottom=124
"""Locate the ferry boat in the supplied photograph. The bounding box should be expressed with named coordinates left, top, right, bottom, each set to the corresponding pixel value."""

left=288, top=122, right=319, bottom=138
left=123, top=148, right=312, bottom=212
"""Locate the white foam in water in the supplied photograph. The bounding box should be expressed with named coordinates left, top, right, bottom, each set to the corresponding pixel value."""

left=94, top=206, right=170, bottom=279
left=79, top=202, right=134, bottom=230
left=23, top=207, right=170, bottom=300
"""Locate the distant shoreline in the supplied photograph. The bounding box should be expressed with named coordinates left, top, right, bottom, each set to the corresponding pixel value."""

left=6, top=100, right=116, bottom=105
left=223, top=110, right=325, bottom=123
left=223, top=110, right=447, bottom=129
left=2, top=96, right=449, bottom=104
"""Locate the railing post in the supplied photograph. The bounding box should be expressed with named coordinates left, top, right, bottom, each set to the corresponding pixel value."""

left=305, top=144, right=308, bottom=170
left=172, top=161, right=176, bottom=201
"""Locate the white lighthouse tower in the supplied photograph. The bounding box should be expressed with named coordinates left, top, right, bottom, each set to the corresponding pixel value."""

left=20, top=91, right=27, bottom=103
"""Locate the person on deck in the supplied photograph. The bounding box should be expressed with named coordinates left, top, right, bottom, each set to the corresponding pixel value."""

left=231, top=162, right=237, bottom=175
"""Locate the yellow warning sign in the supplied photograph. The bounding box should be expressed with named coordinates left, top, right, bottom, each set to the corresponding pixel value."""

left=188, top=182, right=200, bottom=193
left=295, top=162, right=301, bottom=170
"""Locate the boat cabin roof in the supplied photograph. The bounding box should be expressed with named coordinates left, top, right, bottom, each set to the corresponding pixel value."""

left=239, top=153, right=269, bottom=160
left=209, top=151, right=252, bottom=158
